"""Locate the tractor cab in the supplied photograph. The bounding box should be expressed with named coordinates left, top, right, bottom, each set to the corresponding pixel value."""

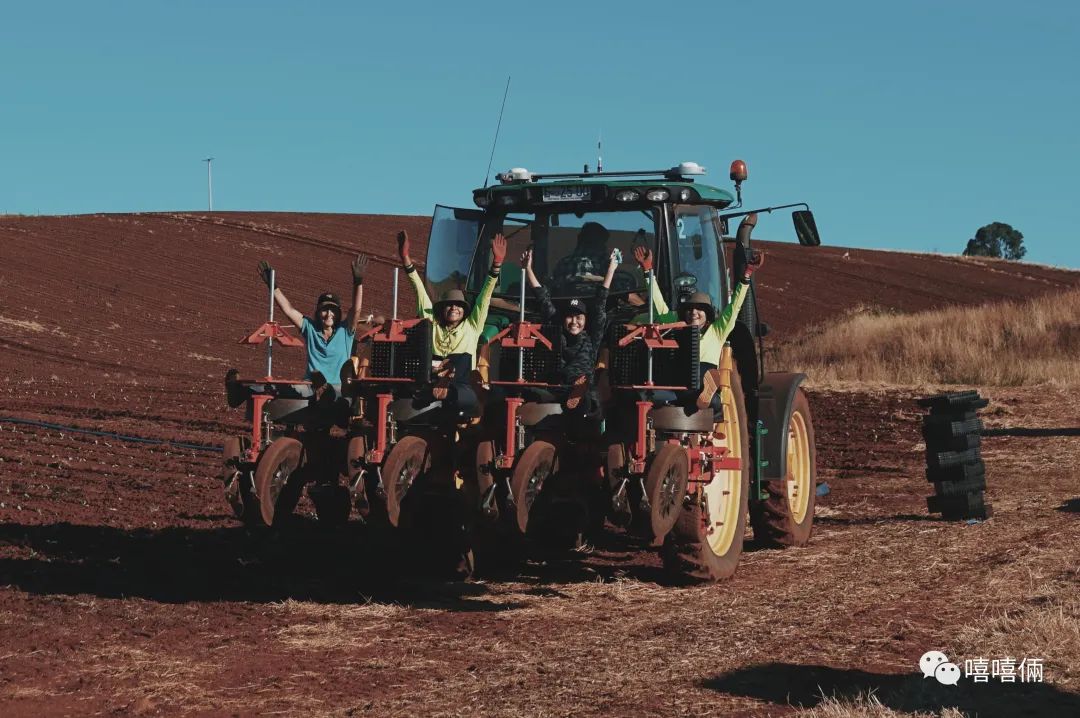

left=425, top=161, right=819, bottom=331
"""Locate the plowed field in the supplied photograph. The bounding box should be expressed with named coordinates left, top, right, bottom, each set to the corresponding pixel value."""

left=1, top=213, right=1077, bottom=716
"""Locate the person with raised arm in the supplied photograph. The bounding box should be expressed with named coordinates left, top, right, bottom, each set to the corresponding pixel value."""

left=522, top=245, right=618, bottom=411
left=397, top=229, right=505, bottom=408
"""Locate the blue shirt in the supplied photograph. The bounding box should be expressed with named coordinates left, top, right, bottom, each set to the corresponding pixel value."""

left=300, top=318, right=355, bottom=381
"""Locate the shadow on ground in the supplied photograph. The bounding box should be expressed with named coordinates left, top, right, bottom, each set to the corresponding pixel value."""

left=0, top=520, right=668, bottom=605
left=1058, top=498, right=1080, bottom=513
left=704, top=662, right=1080, bottom=716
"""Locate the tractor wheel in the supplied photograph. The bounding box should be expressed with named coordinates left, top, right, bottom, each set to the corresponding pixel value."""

left=510, top=440, right=558, bottom=535
left=662, top=364, right=750, bottom=582
left=750, top=387, right=817, bottom=547
left=222, top=435, right=260, bottom=526
left=381, top=435, right=435, bottom=528
left=645, top=444, right=689, bottom=540
left=253, top=437, right=304, bottom=527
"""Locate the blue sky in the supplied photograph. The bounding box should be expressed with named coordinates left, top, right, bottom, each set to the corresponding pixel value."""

left=2, top=1, right=1078, bottom=266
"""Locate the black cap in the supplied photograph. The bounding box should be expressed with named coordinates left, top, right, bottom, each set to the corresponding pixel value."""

left=561, top=298, right=587, bottom=317
left=316, top=292, right=342, bottom=313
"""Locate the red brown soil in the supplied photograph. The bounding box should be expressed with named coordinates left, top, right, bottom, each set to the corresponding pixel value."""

left=1, top=212, right=1078, bottom=716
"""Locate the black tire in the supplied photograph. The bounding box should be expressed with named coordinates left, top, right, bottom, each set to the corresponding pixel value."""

left=222, top=435, right=261, bottom=526
left=662, top=362, right=751, bottom=582
left=927, top=490, right=992, bottom=519
left=927, top=447, right=982, bottom=469
left=916, top=390, right=980, bottom=409
left=645, top=444, right=689, bottom=540
left=750, top=388, right=817, bottom=548
left=382, top=435, right=435, bottom=528
left=926, top=460, right=985, bottom=483
left=932, top=476, right=987, bottom=497
left=510, top=441, right=558, bottom=535
left=922, top=415, right=982, bottom=439
left=253, top=438, right=304, bottom=527
left=924, top=433, right=982, bottom=452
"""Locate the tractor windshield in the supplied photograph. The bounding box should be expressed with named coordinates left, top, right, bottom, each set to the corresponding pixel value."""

left=670, top=204, right=727, bottom=307
left=472, top=209, right=656, bottom=302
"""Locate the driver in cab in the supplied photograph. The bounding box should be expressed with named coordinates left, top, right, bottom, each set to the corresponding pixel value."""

left=552, top=221, right=611, bottom=285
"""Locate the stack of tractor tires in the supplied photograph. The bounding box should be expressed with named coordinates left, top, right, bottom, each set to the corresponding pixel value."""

left=919, top=390, right=992, bottom=520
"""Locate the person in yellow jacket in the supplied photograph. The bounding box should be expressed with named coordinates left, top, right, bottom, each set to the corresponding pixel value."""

left=632, top=244, right=764, bottom=411
left=396, top=229, right=507, bottom=411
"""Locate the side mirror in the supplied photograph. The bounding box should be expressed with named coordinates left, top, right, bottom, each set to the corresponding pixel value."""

left=793, top=210, right=821, bottom=247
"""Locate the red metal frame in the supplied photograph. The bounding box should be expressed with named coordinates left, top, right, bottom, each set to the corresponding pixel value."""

left=365, top=392, right=395, bottom=465
left=496, top=397, right=525, bottom=469
left=486, top=320, right=553, bottom=351
left=616, top=321, right=687, bottom=350
left=240, top=321, right=304, bottom=348
left=356, top=317, right=427, bottom=344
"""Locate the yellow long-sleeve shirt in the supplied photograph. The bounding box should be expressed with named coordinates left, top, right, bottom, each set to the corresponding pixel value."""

left=407, top=266, right=499, bottom=370
left=647, top=278, right=750, bottom=366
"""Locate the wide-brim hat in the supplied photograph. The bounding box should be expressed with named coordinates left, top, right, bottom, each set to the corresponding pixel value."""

left=434, top=288, right=470, bottom=311
left=679, top=290, right=716, bottom=325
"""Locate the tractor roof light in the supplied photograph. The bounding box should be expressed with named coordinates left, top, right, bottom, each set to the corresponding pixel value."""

left=473, top=192, right=491, bottom=207
left=729, top=159, right=748, bottom=183
left=645, top=188, right=670, bottom=201
left=614, top=189, right=640, bottom=202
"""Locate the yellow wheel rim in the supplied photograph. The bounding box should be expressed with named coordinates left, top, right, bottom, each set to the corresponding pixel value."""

left=786, top=410, right=811, bottom=523
left=703, top=387, right=742, bottom=556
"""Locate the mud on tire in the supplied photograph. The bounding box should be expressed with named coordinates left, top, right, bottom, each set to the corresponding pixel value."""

left=750, top=388, right=816, bottom=548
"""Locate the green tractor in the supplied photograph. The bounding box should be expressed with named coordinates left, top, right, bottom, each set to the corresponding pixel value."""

left=416, top=159, right=821, bottom=579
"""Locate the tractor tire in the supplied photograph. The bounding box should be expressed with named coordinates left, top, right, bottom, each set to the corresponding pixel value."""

left=510, top=440, right=558, bottom=535
left=924, top=432, right=982, bottom=453
left=381, top=435, right=436, bottom=528
left=750, top=388, right=817, bottom=548
left=927, top=490, right=992, bottom=520
left=253, top=437, right=304, bottom=527
left=645, top=444, right=689, bottom=540
left=927, top=447, right=982, bottom=470
left=932, top=476, right=987, bottom=497
left=926, top=459, right=985, bottom=484
left=922, top=415, right=982, bottom=439
left=222, top=435, right=260, bottom=526
left=662, top=363, right=751, bottom=582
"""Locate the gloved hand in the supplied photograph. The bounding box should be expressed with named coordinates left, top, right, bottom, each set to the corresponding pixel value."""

left=520, top=247, right=533, bottom=269
left=742, top=249, right=765, bottom=283
left=633, top=246, right=653, bottom=272
left=397, top=230, right=411, bottom=264
left=352, top=254, right=369, bottom=286
left=257, top=260, right=274, bottom=288
left=491, top=234, right=507, bottom=267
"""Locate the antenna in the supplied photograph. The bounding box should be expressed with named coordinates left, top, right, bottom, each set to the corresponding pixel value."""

left=482, top=76, right=511, bottom=188
left=597, top=132, right=602, bottom=173
left=202, top=157, right=214, bottom=212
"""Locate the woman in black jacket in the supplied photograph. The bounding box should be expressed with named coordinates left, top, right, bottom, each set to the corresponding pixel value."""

left=522, top=246, right=618, bottom=411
